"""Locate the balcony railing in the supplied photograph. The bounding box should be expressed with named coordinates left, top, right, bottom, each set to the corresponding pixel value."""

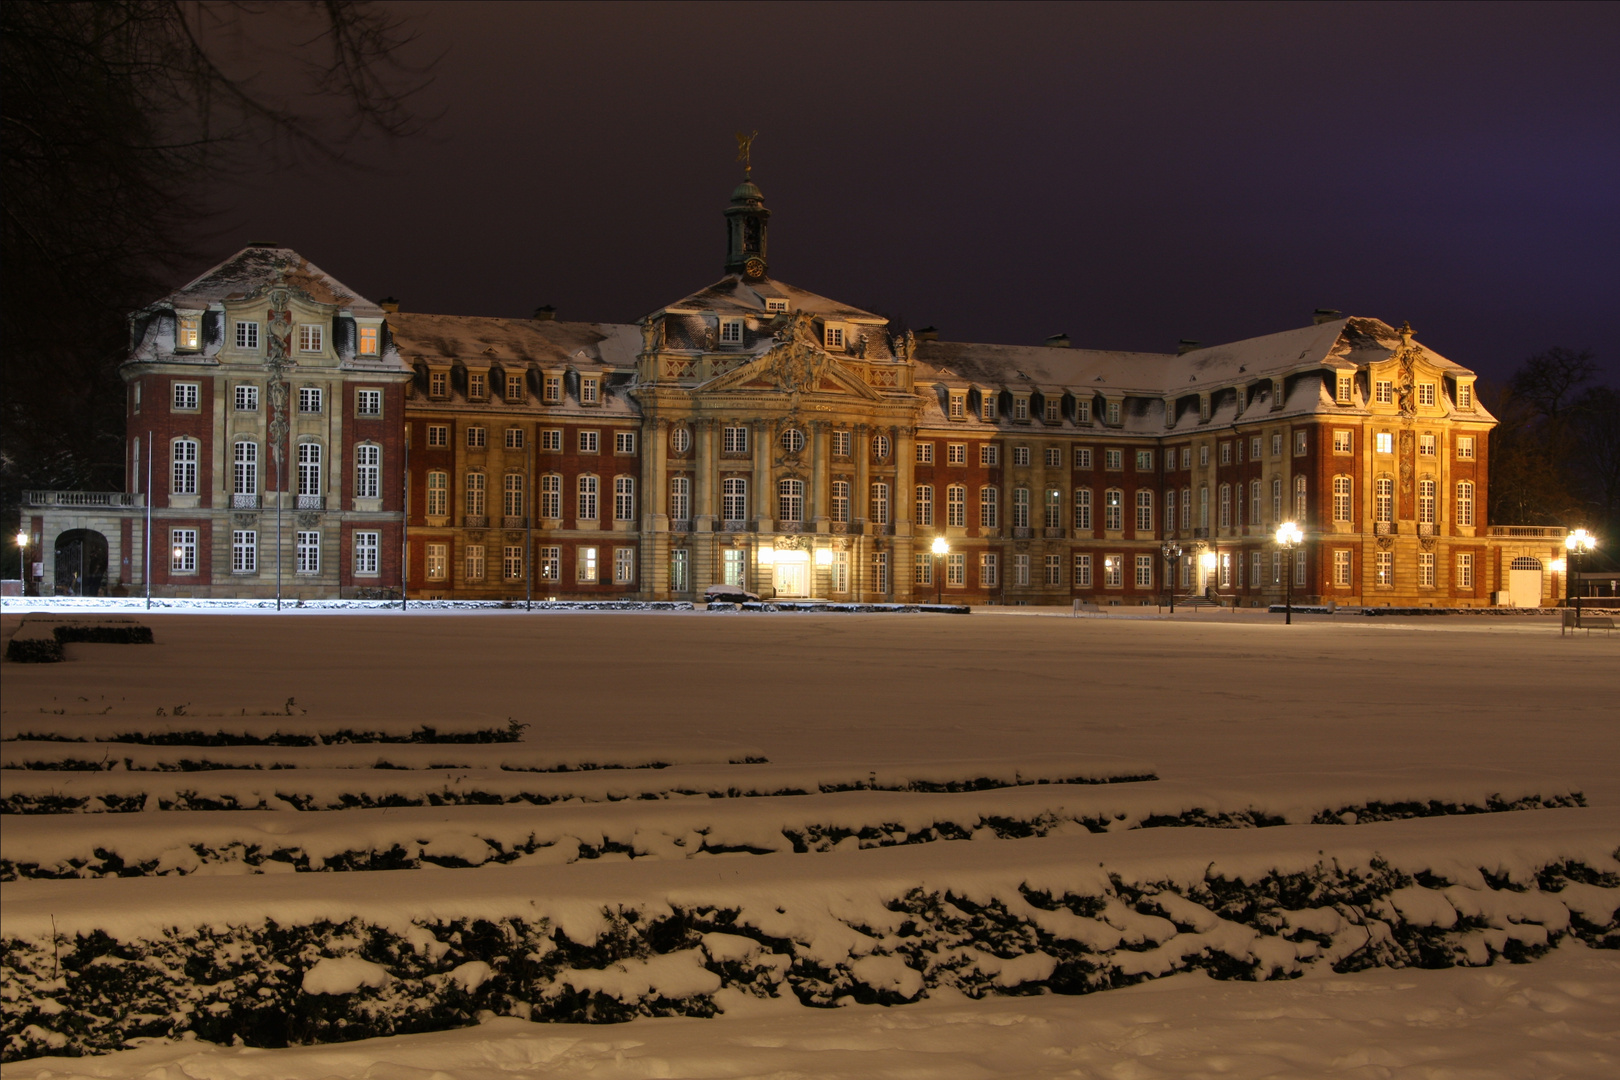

left=1375, top=521, right=1393, bottom=536
left=232, top=494, right=260, bottom=509
left=502, top=515, right=528, bottom=529
left=1012, top=526, right=1033, bottom=539
left=1418, top=522, right=1435, bottom=538
left=722, top=519, right=748, bottom=532
left=24, top=490, right=139, bottom=508
left=464, top=515, right=488, bottom=528
left=296, top=495, right=325, bottom=510
left=1043, top=527, right=1065, bottom=539
left=1486, top=525, right=1568, bottom=538
left=776, top=520, right=804, bottom=533
left=669, top=519, right=692, bottom=533
left=830, top=521, right=849, bottom=534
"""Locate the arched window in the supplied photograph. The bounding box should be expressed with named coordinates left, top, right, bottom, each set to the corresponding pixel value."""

left=777, top=478, right=804, bottom=522
left=1272, top=477, right=1282, bottom=523
left=539, top=474, right=561, bottom=519
left=578, top=474, right=600, bottom=520
left=1456, top=480, right=1475, bottom=526
left=1294, top=475, right=1307, bottom=520
left=870, top=481, right=890, bottom=525
left=1181, top=486, right=1191, bottom=530
left=426, top=471, right=447, bottom=517
left=1374, top=477, right=1393, bottom=523
left=1418, top=478, right=1436, bottom=525
left=1044, top=488, right=1062, bottom=530
left=356, top=444, right=381, bottom=500
left=1199, top=484, right=1210, bottom=530
left=1104, top=488, right=1123, bottom=531
left=1136, top=489, right=1153, bottom=532
left=830, top=479, right=849, bottom=523
left=668, top=475, right=690, bottom=521
left=872, top=434, right=891, bottom=460
left=172, top=438, right=199, bottom=495
left=614, top=476, right=635, bottom=521
left=979, top=486, right=998, bottom=529
left=1011, top=487, right=1030, bottom=529
left=504, top=472, right=525, bottom=518
left=671, top=427, right=692, bottom=454
left=917, top=484, right=935, bottom=527
left=946, top=484, right=966, bottom=528
left=780, top=429, right=805, bottom=454
left=1250, top=480, right=1262, bottom=525
left=722, top=476, right=747, bottom=521
left=1074, top=487, right=1092, bottom=532
left=297, top=442, right=322, bottom=500
left=465, top=471, right=485, bottom=516
left=1164, top=488, right=1176, bottom=534
left=1332, top=476, right=1352, bottom=522
left=1219, top=483, right=1232, bottom=529
left=233, top=441, right=257, bottom=501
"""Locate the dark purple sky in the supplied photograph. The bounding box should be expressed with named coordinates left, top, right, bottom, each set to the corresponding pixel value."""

left=211, top=1, right=1620, bottom=385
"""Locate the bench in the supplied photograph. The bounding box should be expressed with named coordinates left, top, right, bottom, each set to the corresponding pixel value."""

left=1562, top=610, right=1617, bottom=636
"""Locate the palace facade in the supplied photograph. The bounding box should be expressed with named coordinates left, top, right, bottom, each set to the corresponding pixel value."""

left=23, top=173, right=1570, bottom=606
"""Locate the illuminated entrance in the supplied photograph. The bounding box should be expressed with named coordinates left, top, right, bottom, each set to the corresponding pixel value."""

left=768, top=547, right=810, bottom=598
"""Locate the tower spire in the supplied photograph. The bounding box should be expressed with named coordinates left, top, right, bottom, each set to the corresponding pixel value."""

left=725, top=133, right=769, bottom=279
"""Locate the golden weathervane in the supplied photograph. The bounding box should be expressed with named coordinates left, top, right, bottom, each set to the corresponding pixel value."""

left=735, top=130, right=758, bottom=175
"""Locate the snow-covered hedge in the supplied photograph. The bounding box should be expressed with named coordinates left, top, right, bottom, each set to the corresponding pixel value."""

left=4, top=851, right=1616, bottom=1061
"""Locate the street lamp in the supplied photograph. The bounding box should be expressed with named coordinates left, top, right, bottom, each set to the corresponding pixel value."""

left=1275, top=520, right=1303, bottom=625
left=1565, top=528, right=1597, bottom=629
left=930, top=535, right=948, bottom=605
left=1161, top=540, right=1182, bottom=613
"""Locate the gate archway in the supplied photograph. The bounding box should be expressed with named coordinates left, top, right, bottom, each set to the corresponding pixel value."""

left=54, top=529, right=108, bottom=596
left=1508, top=555, right=1543, bottom=608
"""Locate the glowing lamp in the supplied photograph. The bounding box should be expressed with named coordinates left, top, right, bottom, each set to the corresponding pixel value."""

left=1275, top=520, right=1303, bottom=547
left=815, top=548, right=833, bottom=566
left=1551, top=558, right=1566, bottom=573
left=1200, top=551, right=1217, bottom=569
left=931, top=536, right=949, bottom=556
left=758, top=546, right=775, bottom=566
left=15, top=530, right=26, bottom=549
left=1565, top=528, right=1596, bottom=554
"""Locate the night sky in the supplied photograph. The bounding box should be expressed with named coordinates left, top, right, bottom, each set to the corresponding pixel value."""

left=210, top=1, right=1620, bottom=385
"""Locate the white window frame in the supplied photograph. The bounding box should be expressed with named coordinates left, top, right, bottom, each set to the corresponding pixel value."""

left=979, top=486, right=998, bottom=529
left=358, top=325, right=379, bottom=356
left=235, top=321, right=260, bottom=350
left=578, top=475, right=600, bottom=521
left=915, top=484, right=934, bottom=527
left=505, top=428, right=525, bottom=450
left=723, top=426, right=749, bottom=455
left=464, top=544, right=484, bottom=582
left=1332, top=475, right=1352, bottom=522
left=298, top=386, right=323, bottom=414
left=614, top=547, right=636, bottom=584
left=541, top=429, right=562, bottom=452
left=540, top=473, right=561, bottom=520
left=579, top=430, right=599, bottom=454
left=1135, top=554, right=1153, bottom=588
left=172, top=438, right=199, bottom=495
left=1455, top=480, right=1475, bottom=526
left=355, top=444, right=380, bottom=500
left=1075, top=447, right=1092, bottom=470
left=722, top=477, right=747, bottom=521
left=917, top=442, right=935, bottom=464
left=946, top=484, right=965, bottom=528
left=354, top=531, right=380, bottom=576
left=171, top=529, right=197, bottom=573
left=539, top=546, right=560, bottom=581
left=980, top=443, right=999, bottom=466
left=615, top=430, right=637, bottom=455
left=1074, top=553, right=1092, bottom=587
left=1456, top=436, right=1475, bottom=460
left=1074, top=487, right=1092, bottom=532
left=832, top=430, right=851, bottom=457
left=504, top=545, right=525, bottom=580
left=233, top=440, right=257, bottom=498
left=1456, top=552, right=1474, bottom=589
left=356, top=389, right=382, bottom=417
left=980, top=552, right=998, bottom=587
left=465, top=471, right=486, bottom=516
left=614, top=476, right=636, bottom=521
left=232, top=530, right=256, bottom=574
left=296, top=530, right=321, bottom=575
left=298, top=324, right=323, bottom=353
left=235, top=384, right=260, bottom=411
left=297, top=442, right=322, bottom=498
left=172, top=382, right=199, bottom=411
left=578, top=546, right=599, bottom=583
left=427, top=471, right=448, bottom=517
left=427, top=424, right=448, bottom=447
left=1333, top=549, right=1352, bottom=587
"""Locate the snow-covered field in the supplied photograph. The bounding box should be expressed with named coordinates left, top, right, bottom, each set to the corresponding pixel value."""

left=2, top=606, right=1617, bottom=1077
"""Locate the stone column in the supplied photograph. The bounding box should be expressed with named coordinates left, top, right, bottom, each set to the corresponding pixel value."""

left=754, top=419, right=772, bottom=533
left=854, top=425, right=871, bottom=601
left=896, top=423, right=915, bottom=599
left=695, top=419, right=716, bottom=530
left=811, top=421, right=830, bottom=531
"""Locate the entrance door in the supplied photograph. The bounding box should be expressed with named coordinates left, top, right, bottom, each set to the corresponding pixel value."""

left=1508, top=556, right=1543, bottom=608
left=54, top=529, right=109, bottom=596
left=773, top=560, right=808, bottom=598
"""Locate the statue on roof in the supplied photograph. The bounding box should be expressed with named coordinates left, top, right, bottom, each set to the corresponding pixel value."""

left=735, top=130, right=758, bottom=175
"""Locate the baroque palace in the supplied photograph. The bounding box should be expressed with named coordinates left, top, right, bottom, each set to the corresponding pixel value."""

left=24, top=170, right=1569, bottom=607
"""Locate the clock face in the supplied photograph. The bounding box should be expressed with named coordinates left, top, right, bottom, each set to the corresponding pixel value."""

left=744, top=258, right=766, bottom=280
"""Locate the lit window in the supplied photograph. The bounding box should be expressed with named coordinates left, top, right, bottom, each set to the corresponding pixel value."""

left=578, top=546, right=599, bottom=583
left=541, top=429, right=562, bottom=452
left=236, top=321, right=260, bottom=350
left=467, top=426, right=487, bottom=449
left=298, top=387, right=323, bottom=413
left=354, top=531, right=380, bottom=576
left=427, top=425, right=448, bottom=447
left=296, top=530, right=321, bottom=574
left=1375, top=432, right=1393, bottom=454
left=172, top=382, right=199, bottom=411
left=358, top=326, right=379, bottom=356
left=171, top=529, right=197, bottom=573
left=505, top=428, right=524, bottom=449
left=1333, top=430, right=1352, bottom=454
left=579, top=430, right=599, bottom=453
left=235, top=384, right=259, bottom=411
left=176, top=315, right=200, bottom=351
left=232, top=530, right=256, bottom=574
left=1103, top=555, right=1123, bottom=588
left=539, top=547, right=560, bottom=581
left=578, top=475, right=599, bottom=520
left=298, top=325, right=323, bottom=353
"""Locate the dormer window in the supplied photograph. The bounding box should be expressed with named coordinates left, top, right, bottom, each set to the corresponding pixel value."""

left=429, top=371, right=448, bottom=399
left=358, top=326, right=379, bottom=356
left=720, top=319, right=743, bottom=344
left=948, top=392, right=966, bottom=419
left=176, top=315, right=200, bottom=351
left=765, top=299, right=789, bottom=313
left=1044, top=399, right=1060, bottom=423
left=506, top=373, right=525, bottom=402
left=298, top=325, right=323, bottom=353
left=543, top=374, right=562, bottom=404
left=824, top=325, right=845, bottom=350
left=1076, top=400, right=1092, bottom=424
left=1106, top=400, right=1121, bottom=425
left=581, top=376, right=600, bottom=404
left=981, top=395, right=997, bottom=422
left=1456, top=381, right=1473, bottom=410
left=1013, top=397, right=1030, bottom=422
left=1336, top=373, right=1353, bottom=404
left=468, top=373, right=486, bottom=400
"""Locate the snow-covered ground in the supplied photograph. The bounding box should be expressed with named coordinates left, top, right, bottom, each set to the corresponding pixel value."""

left=2, top=607, right=1617, bottom=1076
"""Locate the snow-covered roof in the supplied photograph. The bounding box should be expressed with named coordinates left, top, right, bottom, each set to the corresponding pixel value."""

left=388, top=314, right=641, bottom=370
left=160, top=246, right=384, bottom=315
left=658, top=276, right=887, bottom=324
left=915, top=343, right=1176, bottom=396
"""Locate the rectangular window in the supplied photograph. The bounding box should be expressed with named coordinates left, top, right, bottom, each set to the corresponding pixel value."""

left=233, top=441, right=258, bottom=497
left=1375, top=431, right=1393, bottom=454
left=299, top=387, right=323, bottom=413
left=915, top=552, right=933, bottom=586
left=1419, top=432, right=1436, bottom=456
left=1219, top=552, right=1233, bottom=589
left=981, top=394, right=997, bottom=422
left=1044, top=553, right=1061, bottom=585
left=1136, top=450, right=1153, bottom=471
left=354, top=531, right=380, bottom=576
left=947, top=442, right=966, bottom=465
left=430, top=371, right=449, bottom=398
left=723, top=477, right=747, bottom=521
left=870, top=482, right=890, bottom=525
left=979, top=486, right=998, bottom=529
left=297, top=442, right=322, bottom=498
left=832, top=430, right=851, bottom=457
left=541, top=429, right=562, bottom=452
left=171, top=529, right=198, bottom=573
left=1456, top=552, right=1474, bottom=588
left=356, top=389, right=382, bottom=416
left=1333, top=549, right=1352, bottom=587
left=1135, top=554, right=1153, bottom=587
left=946, top=484, right=965, bottom=527
left=1336, top=373, right=1353, bottom=404
left=670, top=548, right=689, bottom=592
left=506, top=374, right=525, bottom=402
left=580, top=378, right=599, bottom=404
left=1076, top=400, right=1092, bottom=424
left=355, top=444, right=380, bottom=499
left=1374, top=477, right=1394, bottom=523
left=1074, top=488, right=1092, bottom=531
left=1199, top=444, right=1210, bottom=467
left=1074, top=553, right=1092, bottom=587
left=614, top=476, right=635, bottom=520
left=543, top=375, right=563, bottom=403
left=916, top=484, right=934, bottom=526
left=1136, top=489, right=1154, bottom=532
left=426, top=471, right=447, bottom=517
left=298, top=324, right=323, bottom=353
left=540, top=474, right=561, bottom=519
left=1457, top=382, right=1473, bottom=410
left=719, top=319, right=743, bottom=343
left=947, top=552, right=965, bottom=586
left=1332, top=476, right=1352, bottom=522
left=1012, top=446, right=1031, bottom=467
left=1044, top=399, right=1060, bottom=424
left=1105, top=449, right=1123, bottom=471
left=297, top=531, right=320, bottom=574
left=980, top=552, right=998, bottom=587
left=916, top=442, right=934, bottom=464
left=539, top=546, right=560, bottom=581
left=579, top=430, right=599, bottom=453
left=504, top=545, right=524, bottom=580
left=765, top=298, right=789, bottom=313
left=668, top=475, right=690, bottom=521
left=504, top=473, right=525, bottom=518
left=949, top=393, right=966, bottom=419
left=465, top=472, right=486, bottom=516
left=831, top=480, right=850, bottom=523
left=505, top=427, right=525, bottom=449
left=1220, top=442, right=1232, bottom=465
left=1251, top=550, right=1262, bottom=588
left=172, top=439, right=198, bottom=495
left=1075, top=447, right=1093, bottom=470
left=1375, top=380, right=1393, bottom=405
left=1418, top=383, right=1436, bottom=407
left=724, top=548, right=747, bottom=587
left=871, top=551, right=889, bottom=593
left=578, top=475, right=599, bottom=520
left=1014, top=397, right=1030, bottom=422
left=1294, top=431, right=1308, bottom=456
left=1419, top=551, right=1436, bottom=587
left=1333, top=430, right=1353, bottom=454
left=427, top=424, right=448, bottom=447
left=1104, top=489, right=1123, bottom=532
left=1418, top=478, right=1436, bottom=525
left=1455, top=480, right=1475, bottom=526
left=1294, top=549, right=1307, bottom=587
left=235, top=384, right=259, bottom=411
left=1270, top=434, right=1281, bottom=458
left=578, top=546, right=599, bottom=583
left=468, top=373, right=486, bottom=400
left=1165, top=489, right=1176, bottom=533
left=172, top=382, right=199, bottom=411
left=1103, top=555, right=1123, bottom=588
left=1044, top=488, right=1062, bottom=529
left=465, top=545, right=484, bottom=582
left=1013, top=552, right=1030, bottom=586
left=1456, top=436, right=1475, bottom=459
left=1219, top=483, right=1232, bottom=528
left=1375, top=550, right=1393, bottom=587
left=1041, top=447, right=1059, bottom=468
left=1011, top=487, right=1030, bottom=529
left=235, top=321, right=260, bottom=350
left=232, top=530, right=256, bottom=573
left=1105, top=401, right=1120, bottom=425
left=724, top=426, right=749, bottom=455
left=614, top=430, right=636, bottom=455
left=831, top=550, right=849, bottom=592
left=358, top=325, right=379, bottom=356
left=824, top=325, right=844, bottom=349
left=980, top=443, right=999, bottom=466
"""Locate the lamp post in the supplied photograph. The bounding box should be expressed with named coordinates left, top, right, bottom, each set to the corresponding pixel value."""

left=1161, top=540, right=1182, bottom=613
left=1275, top=520, right=1303, bottom=624
left=1565, top=528, right=1596, bottom=629
left=14, top=529, right=26, bottom=595
left=931, top=535, right=948, bottom=605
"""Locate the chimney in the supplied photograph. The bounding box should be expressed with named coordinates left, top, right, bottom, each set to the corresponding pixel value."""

left=1044, top=333, right=1071, bottom=348
left=533, top=305, right=557, bottom=321
left=915, top=326, right=939, bottom=341
left=1312, top=308, right=1342, bottom=325
left=379, top=296, right=400, bottom=314
left=1177, top=339, right=1201, bottom=356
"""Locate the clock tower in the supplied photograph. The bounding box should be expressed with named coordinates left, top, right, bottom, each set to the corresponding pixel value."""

left=723, top=173, right=770, bottom=280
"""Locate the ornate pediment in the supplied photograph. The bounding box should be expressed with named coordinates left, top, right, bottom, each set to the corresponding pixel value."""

left=697, top=314, right=883, bottom=400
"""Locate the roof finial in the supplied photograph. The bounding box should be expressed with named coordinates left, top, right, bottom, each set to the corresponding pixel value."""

left=735, top=130, right=758, bottom=177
